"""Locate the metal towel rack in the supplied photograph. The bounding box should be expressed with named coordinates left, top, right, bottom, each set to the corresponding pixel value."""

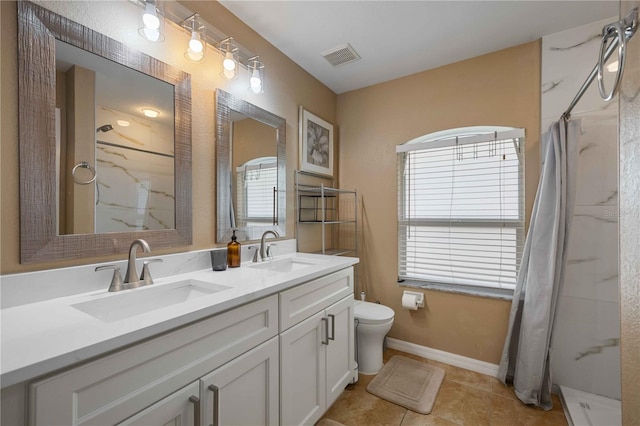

left=562, top=8, right=638, bottom=120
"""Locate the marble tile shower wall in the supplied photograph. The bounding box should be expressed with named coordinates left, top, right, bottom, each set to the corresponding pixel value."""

left=95, top=106, right=174, bottom=232
left=542, top=17, right=621, bottom=400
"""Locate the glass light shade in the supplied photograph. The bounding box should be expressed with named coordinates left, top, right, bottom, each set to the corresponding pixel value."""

left=250, top=68, right=262, bottom=93
left=138, top=1, right=164, bottom=42
left=142, top=27, right=161, bottom=42
left=189, top=31, right=204, bottom=53
left=223, top=51, right=237, bottom=71
left=142, top=3, right=160, bottom=29
left=185, top=49, right=205, bottom=62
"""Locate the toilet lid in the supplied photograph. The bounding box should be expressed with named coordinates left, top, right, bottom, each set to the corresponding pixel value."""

left=354, top=301, right=395, bottom=324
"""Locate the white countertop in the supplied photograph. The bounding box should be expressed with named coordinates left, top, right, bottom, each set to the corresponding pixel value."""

left=1, top=252, right=358, bottom=388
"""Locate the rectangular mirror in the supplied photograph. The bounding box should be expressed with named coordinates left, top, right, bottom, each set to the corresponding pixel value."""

left=216, top=89, right=286, bottom=242
left=18, top=2, right=192, bottom=263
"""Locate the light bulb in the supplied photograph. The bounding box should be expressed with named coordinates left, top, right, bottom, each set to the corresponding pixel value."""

left=223, top=68, right=236, bottom=79
left=223, top=51, right=237, bottom=71
left=250, top=68, right=262, bottom=93
left=142, top=3, right=160, bottom=30
left=189, top=31, right=203, bottom=53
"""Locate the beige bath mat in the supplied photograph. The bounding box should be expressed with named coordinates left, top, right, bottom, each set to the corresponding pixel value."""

left=366, top=355, right=445, bottom=414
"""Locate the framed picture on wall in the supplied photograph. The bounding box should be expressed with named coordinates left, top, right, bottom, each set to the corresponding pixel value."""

left=299, top=107, right=333, bottom=177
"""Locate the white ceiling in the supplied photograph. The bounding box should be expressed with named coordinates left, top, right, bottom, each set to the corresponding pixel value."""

left=218, top=1, right=618, bottom=94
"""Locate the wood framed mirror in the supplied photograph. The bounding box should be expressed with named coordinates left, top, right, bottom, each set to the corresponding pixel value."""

left=18, top=1, right=192, bottom=263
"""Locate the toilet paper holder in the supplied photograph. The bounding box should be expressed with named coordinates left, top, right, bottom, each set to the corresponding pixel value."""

left=403, top=290, right=425, bottom=308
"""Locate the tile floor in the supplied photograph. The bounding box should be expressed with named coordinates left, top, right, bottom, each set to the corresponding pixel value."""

left=320, top=348, right=568, bottom=426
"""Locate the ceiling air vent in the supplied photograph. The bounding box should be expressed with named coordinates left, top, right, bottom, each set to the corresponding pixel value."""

left=322, top=43, right=361, bottom=67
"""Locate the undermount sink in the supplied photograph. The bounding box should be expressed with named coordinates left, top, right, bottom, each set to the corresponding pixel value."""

left=72, top=280, right=231, bottom=323
left=248, top=256, right=322, bottom=273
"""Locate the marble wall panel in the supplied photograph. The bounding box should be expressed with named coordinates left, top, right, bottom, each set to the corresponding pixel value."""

left=550, top=296, right=621, bottom=399
left=541, top=17, right=616, bottom=122
left=95, top=143, right=174, bottom=233
left=563, top=206, right=618, bottom=303
left=571, top=110, right=618, bottom=207
left=542, top=17, right=621, bottom=400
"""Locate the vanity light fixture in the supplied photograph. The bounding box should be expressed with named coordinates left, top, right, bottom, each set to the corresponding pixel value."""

left=141, top=108, right=160, bottom=118
left=219, top=37, right=239, bottom=80
left=247, top=56, right=265, bottom=94
left=182, top=13, right=206, bottom=62
left=139, top=0, right=165, bottom=42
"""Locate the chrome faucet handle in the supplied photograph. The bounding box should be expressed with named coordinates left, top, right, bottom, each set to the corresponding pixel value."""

left=95, top=265, right=124, bottom=292
left=249, top=246, right=259, bottom=263
left=140, top=259, right=163, bottom=285
left=266, top=243, right=276, bottom=260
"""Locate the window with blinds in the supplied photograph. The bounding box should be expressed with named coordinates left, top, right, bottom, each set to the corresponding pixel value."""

left=397, top=127, right=525, bottom=292
left=236, top=157, right=277, bottom=226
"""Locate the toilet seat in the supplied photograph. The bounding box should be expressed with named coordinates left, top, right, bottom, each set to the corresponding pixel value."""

left=354, top=301, right=395, bottom=325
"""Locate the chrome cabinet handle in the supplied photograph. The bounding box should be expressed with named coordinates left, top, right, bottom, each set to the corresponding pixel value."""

left=321, top=317, right=329, bottom=345
left=189, top=395, right=200, bottom=426
left=208, top=384, right=219, bottom=426
left=328, top=314, right=336, bottom=341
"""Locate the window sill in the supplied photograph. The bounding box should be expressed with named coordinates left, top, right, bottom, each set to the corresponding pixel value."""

left=399, top=280, right=514, bottom=301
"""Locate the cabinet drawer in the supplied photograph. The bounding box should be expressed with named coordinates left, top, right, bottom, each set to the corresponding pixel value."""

left=28, top=295, right=278, bottom=426
left=279, top=267, right=353, bottom=331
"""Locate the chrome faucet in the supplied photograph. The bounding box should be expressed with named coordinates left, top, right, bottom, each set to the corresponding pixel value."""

left=124, top=239, right=151, bottom=283
left=257, top=230, right=279, bottom=262
left=95, top=239, right=162, bottom=292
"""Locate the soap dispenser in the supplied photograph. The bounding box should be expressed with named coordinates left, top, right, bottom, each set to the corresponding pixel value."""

left=227, top=229, right=241, bottom=268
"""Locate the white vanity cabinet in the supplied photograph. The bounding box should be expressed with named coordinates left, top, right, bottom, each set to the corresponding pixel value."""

left=28, top=296, right=278, bottom=426
left=279, top=268, right=355, bottom=426
left=120, top=337, right=280, bottom=426
left=23, top=265, right=356, bottom=426
left=200, top=337, right=279, bottom=426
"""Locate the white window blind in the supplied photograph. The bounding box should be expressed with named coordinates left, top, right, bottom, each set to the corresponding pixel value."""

left=397, top=128, right=525, bottom=291
left=236, top=158, right=277, bottom=226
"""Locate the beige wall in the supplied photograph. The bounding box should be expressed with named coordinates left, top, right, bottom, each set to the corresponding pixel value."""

left=0, top=0, right=336, bottom=274
left=337, top=41, right=541, bottom=364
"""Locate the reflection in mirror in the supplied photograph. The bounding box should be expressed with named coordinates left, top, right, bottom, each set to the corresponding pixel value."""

left=216, top=89, right=286, bottom=242
left=18, top=2, right=192, bottom=263
left=55, top=40, right=176, bottom=234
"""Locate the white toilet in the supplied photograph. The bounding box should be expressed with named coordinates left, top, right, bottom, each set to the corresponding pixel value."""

left=354, top=300, right=395, bottom=375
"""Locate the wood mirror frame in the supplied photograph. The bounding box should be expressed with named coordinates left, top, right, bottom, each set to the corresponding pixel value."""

left=18, top=1, right=192, bottom=263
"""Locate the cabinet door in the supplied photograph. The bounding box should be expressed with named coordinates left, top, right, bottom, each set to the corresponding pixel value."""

left=118, top=381, right=200, bottom=426
left=280, top=311, right=327, bottom=426
left=325, top=296, right=355, bottom=408
left=200, top=337, right=279, bottom=426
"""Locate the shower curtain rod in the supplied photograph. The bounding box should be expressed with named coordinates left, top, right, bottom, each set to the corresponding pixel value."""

left=562, top=8, right=638, bottom=120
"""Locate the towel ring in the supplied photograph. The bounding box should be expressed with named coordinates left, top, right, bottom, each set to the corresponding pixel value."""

left=597, top=22, right=626, bottom=102
left=72, top=161, right=97, bottom=185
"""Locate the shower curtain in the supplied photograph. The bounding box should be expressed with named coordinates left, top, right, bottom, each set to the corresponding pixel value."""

left=497, top=118, right=579, bottom=410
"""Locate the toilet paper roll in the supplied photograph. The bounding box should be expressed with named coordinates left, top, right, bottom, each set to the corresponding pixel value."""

left=402, top=293, right=419, bottom=310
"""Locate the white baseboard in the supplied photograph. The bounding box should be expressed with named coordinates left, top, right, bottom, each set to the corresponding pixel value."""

left=385, top=337, right=500, bottom=377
